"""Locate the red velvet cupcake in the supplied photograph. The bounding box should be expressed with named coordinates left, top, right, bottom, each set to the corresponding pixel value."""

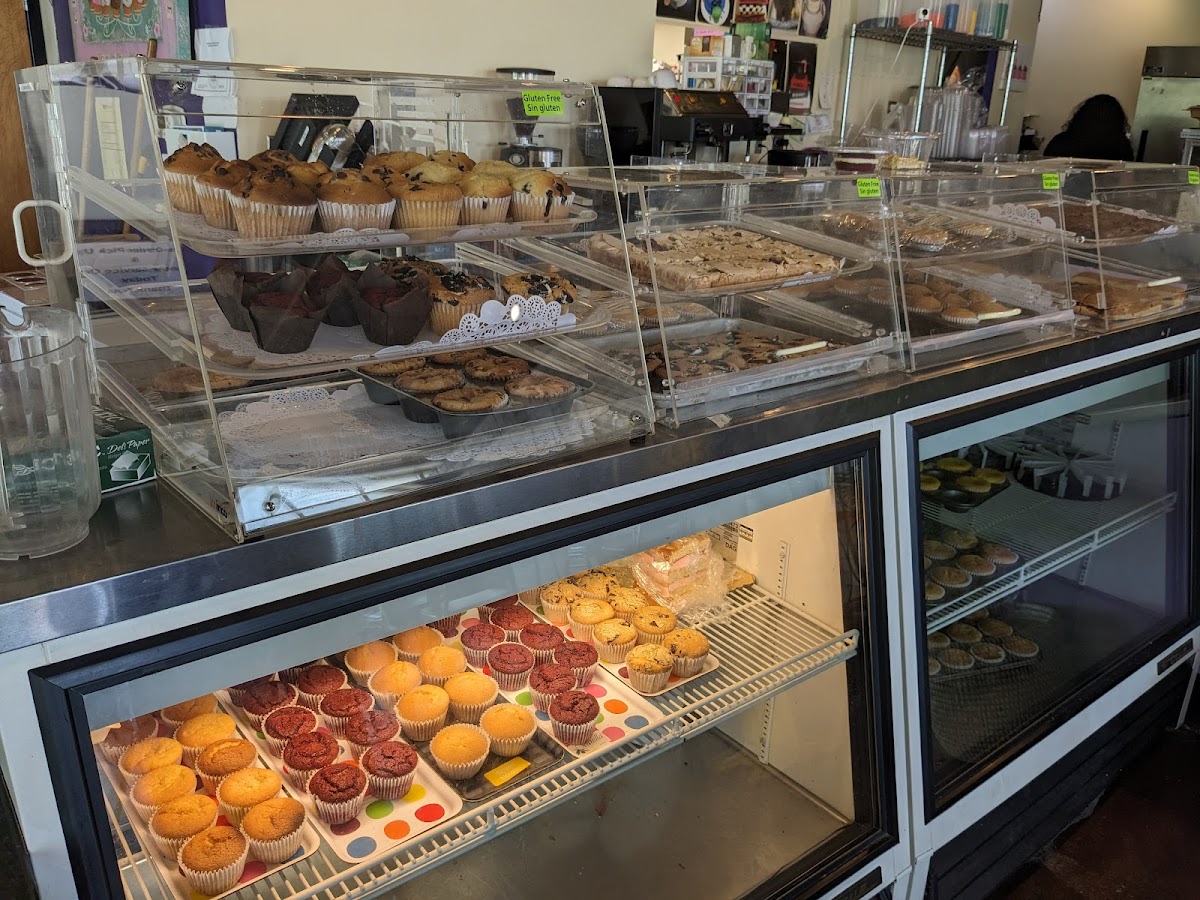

left=242, top=681, right=299, bottom=730
left=519, top=622, right=566, bottom=664
left=282, top=731, right=339, bottom=791
left=262, top=705, right=317, bottom=757
left=361, top=740, right=419, bottom=800
left=528, top=663, right=577, bottom=713
left=344, top=709, right=400, bottom=760
left=319, top=688, right=374, bottom=738
left=309, top=762, right=368, bottom=824
left=490, top=605, right=536, bottom=642
left=548, top=690, right=600, bottom=747
left=461, top=622, right=505, bottom=668
left=553, top=641, right=599, bottom=687
left=486, top=642, right=535, bottom=692
left=296, top=664, right=349, bottom=712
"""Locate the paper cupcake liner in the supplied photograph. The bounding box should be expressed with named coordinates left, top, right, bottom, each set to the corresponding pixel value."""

left=462, top=646, right=495, bottom=669
left=530, top=687, right=565, bottom=714
left=461, top=195, right=511, bottom=225
left=262, top=705, right=316, bottom=758
left=595, top=640, right=636, bottom=665
left=348, top=724, right=400, bottom=760
left=314, top=786, right=368, bottom=825
left=365, top=768, right=417, bottom=801
left=393, top=647, right=423, bottom=664
left=497, top=627, right=525, bottom=643
left=178, top=839, right=249, bottom=896
left=430, top=725, right=490, bottom=780
left=297, top=674, right=345, bottom=711
left=151, top=805, right=218, bottom=861
left=550, top=717, right=597, bottom=747
left=180, top=743, right=208, bottom=769
left=278, top=660, right=325, bottom=684
left=157, top=714, right=185, bottom=735
left=369, top=689, right=399, bottom=714
left=286, top=766, right=320, bottom=792
left=510, top=191, right=575, bottom=223
left=244, top=826, right=304, bottom=865
left=397, top=199, right=462, bottom=230
left=430, top=299, right=486, bottom=337
left=320, top=713, right=361, bottom=739
left=163, top=171, right=203, bottom=215
left=219, top=794, right=271, bottom=828
left=672, top=653, right=709, bottom=678
left=100, top=740, right=138, bottom=766
left=517, top=589, right=540, bottom=606
left=420, top=672, right=459, bottom=689
left=488, top=721, right=538, bottom=758
left=431, top=614, right=463, bottom=635
left=194, top=181, right=237, bottom=230
left=628, top=668, right=671, bottom=694
left=131, top=796, right=164, bottom=823
left=540, top=600, right=571, bottom=625
left=397, top=711, right=448, bottom=742
left=197, top=769, right=230, bottom=795
left=318, top=198, right=396, bottom=232
left=346, top=659, right=392, bottom=688
left=477, top=606, right=494, bottom=624
left=490, top=668, right=532, bottom=693
left=524, top=645, right=560, bottom=665
left=569, top=663, right=598, bottom=688
left=232, top=199, right=316, bottom=240
left=117, top=759, right=148, bottom=789
left=566, top=617, right=601, bottom=644
left=447, top=694, right=496, bottom=724
left=635, top=631, right=668, bottom=646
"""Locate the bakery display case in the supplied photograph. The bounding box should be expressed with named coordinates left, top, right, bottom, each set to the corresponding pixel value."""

left=31, top=438, right=900, bottom=900
left=906, top=351, right=1196, bottom=815
left=13, top=58, right=655, bottom=541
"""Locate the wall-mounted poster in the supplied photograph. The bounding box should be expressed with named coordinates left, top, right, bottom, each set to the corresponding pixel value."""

left=733, top=1, right=768, bottom=22
left=799, top=0, right=832, bottom=39
left=787, top=41, right=817, bottom=114
left=769, top=39, right=789, bottom=93
left=657, top=0, right=699, bottom=21
left=700, top=0, right=732, bottom=25
left=66, top=0, right=191, bottom=61
left=768, top=0, right=800, bottom=30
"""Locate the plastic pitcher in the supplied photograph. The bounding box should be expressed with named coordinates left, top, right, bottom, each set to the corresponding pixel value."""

left=0, top=305, right=100, bottom=559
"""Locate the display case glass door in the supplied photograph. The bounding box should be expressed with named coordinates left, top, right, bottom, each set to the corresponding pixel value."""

left=908, top=353, right=1195, bottom=814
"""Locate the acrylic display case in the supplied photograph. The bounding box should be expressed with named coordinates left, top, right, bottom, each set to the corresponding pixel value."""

left=13, top=58, right=655, bottom=541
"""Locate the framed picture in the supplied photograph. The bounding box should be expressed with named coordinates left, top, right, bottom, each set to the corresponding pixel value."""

left=787, top=41, right=818, bottom=114
left=770, top=39, right=789, bottom=93
left=657, top=0, right=699, bottom=21
left=768, top=0, right=800, bottom=29
left=799, top=0, right=832, bottom=39
left=65, top=0, right=191, bottom=61
left=733, top=0, right=768, bottom=22
left=700, top=0, right=732, bottom=25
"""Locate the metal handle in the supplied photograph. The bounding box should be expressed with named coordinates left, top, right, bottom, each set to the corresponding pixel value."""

left=12, top=200, right=74, bottom=267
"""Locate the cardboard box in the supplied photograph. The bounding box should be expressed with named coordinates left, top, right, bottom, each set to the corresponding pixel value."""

left=94, top=405, right=156, bottom=493
left=686, top=27, right=727, bottom=57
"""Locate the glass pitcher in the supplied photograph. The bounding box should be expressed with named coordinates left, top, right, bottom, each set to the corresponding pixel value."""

left=0, top=305, right=100, bottom=559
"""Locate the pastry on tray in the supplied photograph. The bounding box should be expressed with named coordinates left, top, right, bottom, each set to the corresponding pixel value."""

left=352, top=262, right=434, bottom=346
left=428, top=270, right=496, bottom=335
left=510, top=170, right=574, bottom=222
left=244, top=270, right=330, bottom=354
left=162, top=142, right=224, bottom=215
left=194, top=160, right=255, bottom=230
left=1071, top=272, right=1186, bottom=321
left=308, top=255, right=362, bottom=327
left=500, top=272, right=577, bottom=304
left=151, top=366, right=251, bottom=399
left=459, top=173, right=512, bottom=224
left=230, top=171, right=318, bottom=240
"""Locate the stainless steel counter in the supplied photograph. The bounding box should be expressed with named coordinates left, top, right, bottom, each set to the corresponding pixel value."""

left=3, top=311, right=1199, bottom=653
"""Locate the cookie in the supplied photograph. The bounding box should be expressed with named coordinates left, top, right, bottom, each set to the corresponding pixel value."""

left=432, top=387, right=508, bottom=412
left=506, top=374, right=575, bottom=400
left=361, top=357, right=427, bottom=377
left=430, top=349, right=488, bottom=366
left=395, top=366, right=465, bottom=394
left=464, top=356, right=531, bottom=383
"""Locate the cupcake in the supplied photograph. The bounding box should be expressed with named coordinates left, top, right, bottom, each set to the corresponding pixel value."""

left=979, top=542, right=1020, bottom=566
left=510, top=170, right=573, bottom=222
left=429, top=724, right=491, bottom=780
left=473, top=160, right=521, bottom=178
left=625, top=644, right=675, bottom=694
left=245, top=276, right=330, bottom=355
left=174, top=713, right=237, bottom=768
left=928, top=657, right=942, bottom=677
left=344, top=708, right=401, bottom=760
left=970, top=642, right=1006, bottom=666
left=479, top=704, right=537, bottom=758
left=929, top=566, right=970, bottom=594
left=352, top=262, right=434, bottom=347
left=443, top=671, right=499, bottom=723
left=571, top=570, right=620, bottom=600
left=286, top=160, right=331, bottom=190
left=149, top=794, right=218, bottom=860
left=486, top=643, right=536, bottom=692
left=925, top=581, right=946, bottom=604
left=395, top=684, right=450, bottom=741
left=240, top=796, right=306, bottom=864
left=591, top=619, right=638, bottom=665
left=567, top=599, right=615, bottom=644
left=390, top=180, right=464, bottom=230
left=344, top=640, right=399, bottom=687
left=405, top=161, right=465, bottom=184
left=217, top=767, right=282, bottom=826
left=663, top=628, right=711, bottom=677
left=318, top=688, right=375, bottom=738
left=262, top=706, right=317, bottom=758
left=100, top=715, right=159, bottom=765
left=361, top=740, right=420, bottom=800
left=317, top=171, right=395, bottom=231
left=178, top=826, right=248, bottom=896
left=242, top=681, right=299, bottom=730
left=923, top=540, right=956, bottom=562
left=231, top=172, right=317, bottom=239
left=460, top=622, right=506, bottom=669
left=393, top=625, right=444, bottom=663
left=194, top=160, right=255, bottom=229
left=307, top=254, right=361, bottom=327
left=417, top=645, right=469, bottom=687
left=428, top=270, right=496, bottom=336
left=519, top=623, right=566, bottom=664
left=281, top=731, right=339, bottom=791
left=119, top=737, right=184, bottom=787
left=248, top=149, right=299, bottom=169
left=430, top=613, right=464, bottom=638
left=946, top=622, right=983, bottom=646
left=131, top=764, right=197, bottom=822
left=195, top=738, right=257, bottom=795
left=226, top=676, right=275, bottom=707
left=928, top=632, right=952, bottom=652
left=554, top=641, right=599, bottom=687
left=941, top=528, right=979, bottom=551
left=458, top=173, right=512, bottom=225
left=429, top=150, right=476, bottom=173
left=160, top=695, right=219, bottom=732
left=538, top=582, right=584, bottom=624
left=937, top=648, right=975, bottom=672
left=977, top=618, right=1014, bottom=640
left=631, top=606, right=678, bottom=645
left=1003, top=635, right=1040, bottom=659
left=368, top=660, right=423, bottom=712
left=368, top=150, right=428, bottom=175
left=478, top=595, right=520, bottom=623
left=548, top=690, right=600, bottom=746
left=490, top=604, right=536, bottom=642
left=528, top=663, right=578, bottom=713
left=296, top=665, right=348, bottom=713
left=957, top=554, right=996, bottom=578
left=162, top=143, right=223, bottom=214
left=309, top=762, right=368, bottom=825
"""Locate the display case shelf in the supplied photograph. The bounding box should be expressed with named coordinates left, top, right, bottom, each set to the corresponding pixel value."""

left=68, top=167, right=169, bottom=240
left=924, top=485, right=1177, bottom=632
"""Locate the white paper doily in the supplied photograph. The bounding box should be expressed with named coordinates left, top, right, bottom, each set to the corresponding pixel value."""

left=985, top=202, right=1059, bottom=232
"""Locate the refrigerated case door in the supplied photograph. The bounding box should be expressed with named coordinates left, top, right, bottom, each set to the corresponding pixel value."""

left=1131, top=76, right=1200, bottom=163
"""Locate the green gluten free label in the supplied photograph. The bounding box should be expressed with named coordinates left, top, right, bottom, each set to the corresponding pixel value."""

left=856, top=177, right=882, bottom=199
left=1042, top=172, right=1062, bottom=191
left=521, top=90, right=564, bottom=117
left=1189, top=169, right=1199, bottom=185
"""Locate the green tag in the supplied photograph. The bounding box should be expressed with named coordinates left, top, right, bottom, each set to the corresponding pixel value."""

left=521, top=89, right=564, bottom=117
left=1189, top=169, right=1199, bottom=185
left=1042, top=172, right=1061, bottom=191
left=856, top=177, right=882, bottom=199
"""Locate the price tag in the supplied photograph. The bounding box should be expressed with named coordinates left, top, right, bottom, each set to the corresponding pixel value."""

left=1189, top=169, right=1199, bottom=185
left=483, top=756, right=531, bottom=786
left=856, top=177, right=882, bottom=199
left=521, top=89, right=564, bottom=117
left=1042, top=172, right=1062, bottom=191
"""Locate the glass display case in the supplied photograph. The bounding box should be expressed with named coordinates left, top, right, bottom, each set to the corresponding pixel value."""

left=31, top=439, right=898, bottom=900
left=907, top=351, right=1196, bottom=814
left=13, top=58, right=655, bottom=541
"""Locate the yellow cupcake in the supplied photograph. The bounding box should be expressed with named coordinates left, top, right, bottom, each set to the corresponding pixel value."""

left=418, top=645, right=468, bottom=686
left=392, top=625, right=444, bottom=662
left=479, top=704, right=536, bottom=757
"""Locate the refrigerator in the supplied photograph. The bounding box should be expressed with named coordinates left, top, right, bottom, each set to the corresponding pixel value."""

left=1131, top=46, right=1200, bottom=163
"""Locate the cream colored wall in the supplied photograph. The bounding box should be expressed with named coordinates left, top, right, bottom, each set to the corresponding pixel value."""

left=1027, top=0, right=1200, bottom=139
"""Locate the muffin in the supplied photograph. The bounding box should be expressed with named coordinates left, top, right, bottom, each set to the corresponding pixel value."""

left=500, top=272, right=578, bottom=306
left=418, top=645, right=469, bottom=687
left=539, top=582, right=585, bottom=624
left=1003, top=635, right=1040, bottom=658
left=970, top=642, right=1006, bottom=666
left=248, top=149, right=299, bottom=169
left=429, top=724, right=491, bottom=780
left=390, top=179, right=464, bottom=230
left=227, top=675, right=275, bottom=707
left=571, top=570, right=620, bottom=600
left=923, top=540, right=956, bottom=562
left=548, top=690, right=600, bottom=746
left=591, top=619, right=639, bottom=665
left=510, top=170, right=573, bottom=222
left=528, top=662, right=578, bottom=713
left=928, top=657, right=942, bottom=677
left=242, top=681, right=300, bottom=730
left=554, top=641, right=599, bottom=687
left=119, top=737, right=184, bottom=786
left=231, top=172, right=317, bottom=239
left=486, top=643, right=536, bottom=692
left=296, top=664, right=349, bottom=713
left=316, top=170, right=395, bottom=231
left=567, top=599, right=615, bottom=644
left=319, top=688, right=375, bottom=738
left=957, top=554, right=996, bottom=578
left=344, top=640, right=399, bottom=687
left=281, top=731, right=340, bottom=791
left=393, top=625, right=444, bottom=663
left=490, top=604, right=536, bottom=642
left=178, top=825, right=248, bottom=896
left=395, top=684, right=450, bottom=741
left=174, top=713, right=237, bottom=767
left=195, top=738, right=257, bottom=794
left=262, top=706, right=318, bottom=758
left=479, top=704, right=537, bottom=757
left=458, top=173, right=512, bottom=225
left=368, top=150, right=428, bottom=175
left=352, top=261, right=434, bottom=346
left=443, top=671, right=500, bottom=723
left=519, top=622, right=566, bottom=664
left=937, top=648, right=975, bottom=672
left=194, top=159, right=255, bottom=229
left=131, top=764, right=197, bottom=822
left=240, top=796, right=306, bottom=864
left=460, top=622, right=506, bottom=668
left=405, top=161, right=465, bottom=184
left=429, top=150, right=475, bottom=172
left=217, top=767, right=282, bottom=826
left=977, top=618, right=1014, bottom=640
left=925, top=581, right=946, bottom=604
left=361, top=740, right=420, bottom=800
left=941, top=528, right=979, bottom=551
left=979, top=542, right=1020, bottom=566
left=344, top=708, right=401, bottom=760
left=625, top=644, right=675, bottom=694
left=286, top=160, right=331, bottom=190
left=473, top=160, right=521, bottom=178
left=936, top=457, right=972, bottom=473
left=946, top=622, right=983, bottom=646
left=428, top=270, right=496, bottom=336
left=368, top=660, right=423, bottom=712
left=631, top=606, right=678, bottom=646
left=929, top=566, right=970, bottom=592
left=162, top=143, right=223, bottom=214
left=309, top=762, right=368, bottom=825
left=927, top=632, right=952, bottom=652
left=663, top=628, right=711, bottom=677
left=161, top=695, right=219, bottom=731
left=478, top=595, right=521, bottom=624
left=100, top=715, right=159, bottom=765
left=149, top=794, right=218, bottom=859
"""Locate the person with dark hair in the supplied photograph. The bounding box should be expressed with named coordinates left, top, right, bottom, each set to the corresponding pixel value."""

left=1043, top=94, right=1135, bottom=161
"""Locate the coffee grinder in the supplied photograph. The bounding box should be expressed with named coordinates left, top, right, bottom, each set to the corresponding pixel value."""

left=496, top=66, right=564, bottom=168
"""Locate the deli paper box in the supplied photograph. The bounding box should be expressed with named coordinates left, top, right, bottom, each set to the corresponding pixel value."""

left=94, top=405, right=156, bottom=493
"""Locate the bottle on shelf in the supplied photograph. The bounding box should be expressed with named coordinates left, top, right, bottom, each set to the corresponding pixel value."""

left=943, top=0, right=960, bottom=32
left=974, top=0, right=996, bottom=37
left=957, top=0, right=976, bottom=34
left=857, top=0, right=899, bottom=27
left=995, top=0, right=1010, bottom=39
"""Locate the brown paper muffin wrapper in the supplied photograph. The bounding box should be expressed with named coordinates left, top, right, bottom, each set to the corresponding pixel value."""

left=550, top=717, right=597, bottom=747
left=429, top=298, right=486, bottom=337
left=672, top=653, right=709, bottom=678
left=309, top=257, right=362, bottom=328
left=318, top=198, right=396, bottom=232
left=569, top=663, right=598, bottom=688
left=244, top=825, right=304, bottom=865
left=397, top=198, right=462, bottom=230
left=232, top=197, right=317, bottom=239
left=487, top=721, right=538, bottom=758
left=247, top=299, right=328, bottom=356
left=151, top=805, right=217, bottom=860
left=462, top=646, right=494, bottom=669
left=491, top=667, right=532, bottom=693
left=510, top=191, right=575, bottom=223
left=163, top=170, right=203, bottom=215
left=448, top=688, right=498, bottom=724
left=178, top=839, right=249, bottom=896
left=314, top=785, right=368, bottom=824
left=461, top=195, right=511, bottom=225
left=365, top=768, right=417, bottom=801
left=628, top=668, right=671, bottom=693
left=194, top=181, right=237, bottom=231
left=595, top=640, right=636, bottom=665
left=430, top=725, right=490, bottom=780
left=352, top=264, right=433, bottom=346
left=397, top=711, right=448, bottom=742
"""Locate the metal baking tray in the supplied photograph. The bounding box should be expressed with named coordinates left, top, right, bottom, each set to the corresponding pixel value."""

left=360, top=362, right=594, bottom=439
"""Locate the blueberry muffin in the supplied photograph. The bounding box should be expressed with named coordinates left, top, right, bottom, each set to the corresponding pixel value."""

left=428, top=271, right=496, bottom=335
left=500, top=272, right=578, bottom=305
left=510, top=171, right=573, bottom=222
left=458, top=173, right=512, bottom=224
left=316, top=170, right=395, bottom=231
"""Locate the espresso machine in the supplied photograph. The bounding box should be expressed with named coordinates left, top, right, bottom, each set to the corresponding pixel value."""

left=496, top=66, right=563, bottom=168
